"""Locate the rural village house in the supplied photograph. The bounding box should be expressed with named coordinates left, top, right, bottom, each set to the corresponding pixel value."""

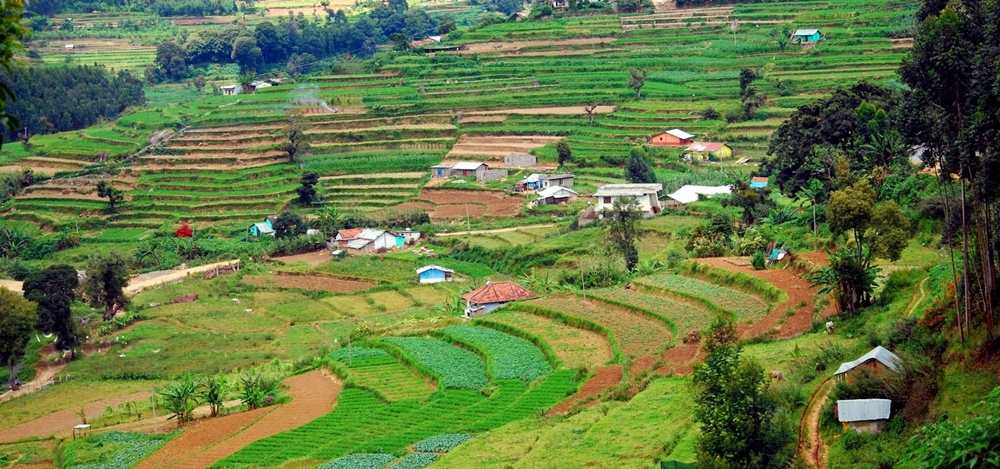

left=649, top=128, right=694, bottom=147
left=247, top=216, right=278, bottom=237
left=335, top=228, right=402, bottom=255
left=536, top=185, right=578, bottom=205
left=463, top=281, right=536, bottom=318
left=834, top=345, right=902, bottom=384
left=416, top=265, right=454, bottom=284
left=220, top=84, right=243, bottom=96
left=394, top=229, right=422, bottom=245
left=792, top=29, right=822, bottom=42
left=836, top=399, right=892, bottom=433
left=429, top=161, right=508, bottom=182
left=685, top=142, right=733, bottom=160
left=594, top=183, right=664, bottom=216
left=504, top=153, right=537, bottom=168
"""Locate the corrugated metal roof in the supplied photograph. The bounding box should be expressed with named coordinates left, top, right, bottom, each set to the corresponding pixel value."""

left=834, top=346, right=902, bottom=376
left=357, top=228, right=387, bottom=240
left=685, top=142, right=728, bottom=152
left=838, top=399, right=892, bottom=422
left=665, top=128, right=694, bottom=139
left=522, top=174, right=541, bottom=183
left=346, top=239, right=372, bottom=249
left=452, top=162, right=486, bottom=171
left=794, top=29, right=819, bottom=36
left=666, top=185, right=732, bottom=204
left=416, top=265, right=454, bottom=274
left=537, top=185, right=577, bottom=198
left=252, top=222, right=274, bottom=234
left=594, top=183, right=663, bottom=197
left=540, top=173, right=573, bottom=180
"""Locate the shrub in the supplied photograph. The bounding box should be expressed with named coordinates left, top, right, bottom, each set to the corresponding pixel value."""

left=751, top=251, right=766, bottom=270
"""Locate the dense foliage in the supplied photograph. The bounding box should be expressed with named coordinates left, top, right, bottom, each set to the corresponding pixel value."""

left=2, top=66, right=144, bottom=140
left=22, top=264, right=79, bottom=351
left=0, top=287, right=37, bottom=389
left=906, top=387, right=1000, bottom=468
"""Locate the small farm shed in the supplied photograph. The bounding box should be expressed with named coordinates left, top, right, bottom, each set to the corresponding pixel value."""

left=220, top=84, right=243, bottom=96
left=504, top=153, right=537, bottom=168
left=649, top=129, right=694, bottom=147
left=685, top=142, right=733, bottom=160
left=248, top=215, right=277, bottom=237
left=344, top=228, right=400, bottom=255
left=536, top=185, right=578, bottom=205
left=837, top=399, right=892, bottom=433
left=417, top=265, right=454, bottom=284
left=750, top=176, right=769, bottom=188
left=452, top=161, right=488, bottom=179
left=464, top=281, right=536, bottom=318
left=394, top=229, right=421, bottom=245
left=793, top=29, right=822, bottom=42
left=665, top=185, right=732, bottom=205
left=520, top=174, right=544, bottom=190
left=834, top=346, right=902, bottom=384
left=594, top=183, right=664, bottom=216
left=430, top=164, right=452, bottom=178
left=540, top=173, right=574, bottom=188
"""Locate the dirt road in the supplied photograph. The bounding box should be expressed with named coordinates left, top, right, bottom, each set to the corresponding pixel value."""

left=800, top=378, right=832, bottom=469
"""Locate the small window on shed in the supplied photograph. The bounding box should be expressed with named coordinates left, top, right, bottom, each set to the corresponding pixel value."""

left=603, top=197, right=611, bottom=204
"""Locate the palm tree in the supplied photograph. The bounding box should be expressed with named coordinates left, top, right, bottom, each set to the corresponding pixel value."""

left=238, top=71, right=257, bottom=94
left=200, top=375, right=228, bottom=417
left=134, top=241, right=162, bottom=267
left=160, top=377, right=200, bottom=426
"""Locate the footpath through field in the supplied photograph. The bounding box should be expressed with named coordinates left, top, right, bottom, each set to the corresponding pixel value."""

left=800, top=378, right=833, bottom=469
left=0, top=260, right=239, bottom=296
left=435, top=223, right=556, bottom=237
left=145, top=370, right=341, bottom=469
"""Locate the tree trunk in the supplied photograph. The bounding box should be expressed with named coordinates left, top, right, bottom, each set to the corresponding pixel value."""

left=940, top=177, right=964, bottom=345
left=104, top=304, right=115, bottom=321
left=7, top=356, right=15, bottom=391
left=961, top=180, right=972, bottom=335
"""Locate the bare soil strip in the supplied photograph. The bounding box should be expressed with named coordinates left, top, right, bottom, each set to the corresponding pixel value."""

left=134, top=407, right=272, bottom=469
left=0, top=392, right=151, bottom=442
left=463, top=106, right=615, bottom=116
left=800, top=378, right=832, bottom=469
left=547, top=366, right=623, bottom=416
left=161, top=370, right=341, bottom=469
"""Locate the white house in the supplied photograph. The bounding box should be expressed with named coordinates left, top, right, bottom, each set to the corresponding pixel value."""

left=594, top=183, right=663, bottom=216
left=837, top=399, right=892, bottom=433
left=394, top=229, right=421, bottom=245
left=336, top=228, right=400, bottom=255
left=536, top=185, right=578, bottom=205
left=220, top=84, right=243, bottom=96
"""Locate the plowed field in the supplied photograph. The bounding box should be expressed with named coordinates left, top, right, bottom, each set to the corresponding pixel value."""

left=529, top=295, right=672, bottom=357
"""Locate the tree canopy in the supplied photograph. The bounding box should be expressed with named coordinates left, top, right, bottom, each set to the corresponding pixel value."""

left=0, top=287, right=37, bottom=389
left=85, top=253, right=131, bottom=321
left=605, top=197, right=644, bottom=272
left=624, top=146, right=657, bottom=184
left=23, top=265, right=79, bottom=351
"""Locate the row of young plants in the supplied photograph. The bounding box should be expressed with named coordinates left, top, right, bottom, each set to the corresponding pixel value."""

left=433, top=326, right=554, bottom=383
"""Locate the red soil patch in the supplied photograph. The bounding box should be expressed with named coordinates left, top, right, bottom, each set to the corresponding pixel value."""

left=243, top=273, right=373, bottom=292
left=659, top=344, right=701, bottom=376
left=270, top=250, right=334, bottom=266
left=159, top=370, right=341, bottom=469
left=695, top=258, right=836, bottom=340
left=547, top=366, right=623, bottom=416
left=134, top=407, right=271, bottom=469
left=629, top=355, right=658, bottom=376
left=0, top=391, right=151, bottom=442
left=399, top=189, right=524, bottom=220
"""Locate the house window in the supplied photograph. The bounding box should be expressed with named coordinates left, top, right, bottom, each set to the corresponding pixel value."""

left=603, top=197, right=611, bottom=204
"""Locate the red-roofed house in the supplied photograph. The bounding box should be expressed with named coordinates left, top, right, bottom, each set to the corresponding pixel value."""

left=462, top=281, right=536, bottom=318
left=685, top=142, right=733, bottom=160
left=649, top=128, right=694, bottom=147
left=334, top=228, right=365, bottom=249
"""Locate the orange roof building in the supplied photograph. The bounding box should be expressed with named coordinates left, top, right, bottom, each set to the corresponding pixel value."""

left=463, top=281, right=535, bottom=318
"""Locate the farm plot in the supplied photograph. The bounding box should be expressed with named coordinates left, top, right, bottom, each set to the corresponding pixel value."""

left=330, top=348, right=436, bottom=401
left=528, top=295, right=673, bottom=357
left=408, top=189, right=524, bottom=220
left=379, top=337, right=488, bottom=390
left=445, top=135, right=563, bottom=160
left=636, top=274, right=769, bottom=322
left=590, top=288, right=717, bottom=335
left=436, top=326, right=552, bottom=382
left=242, top=274, right=374, bottom=293
left=478, top=311, right=612, bottom=368
left=217, top=370, right=579, bottom=468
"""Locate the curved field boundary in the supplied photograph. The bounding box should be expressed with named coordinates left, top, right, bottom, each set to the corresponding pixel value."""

left=472, top=318, right=563, bottom=369
left=159, top=370, right=341, bottom=469
left=680, top=261, right=787, bottom=304
left=324, top=350, right=436, bottom=402
left=476, top=311, right=612, bottom=369
left=432, top=326, right=553, bottom=383
left=508, top=303, right=623, bottom=364
left=133, top=407, right=272, bottom=469
left=633, top=281, right=735, bottom=321
left=526, top=295, right=672, bottom=358
left=546, top=366, right=623, bottom=416
left=378, top=336, right=488, bottom=390
left=570, top=292, right=678, bottom=346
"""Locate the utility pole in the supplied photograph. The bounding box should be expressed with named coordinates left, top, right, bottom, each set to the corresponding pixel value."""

left=151, top=392, right=157, bottom=434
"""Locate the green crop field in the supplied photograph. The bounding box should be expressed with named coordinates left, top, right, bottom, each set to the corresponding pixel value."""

left=590, top=287, right=718, bottom=334
left=380, top=336, right=489, bottom=390
left=529, top=294, right=673, bottom=357
left=436, top=325, right=553, bottom=382
left=637, top=273, right=770, bottom=321
left=329, top=348, right=436, bottom=401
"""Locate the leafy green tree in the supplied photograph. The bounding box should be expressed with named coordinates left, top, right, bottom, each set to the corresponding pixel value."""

left=437, top=15, right=456, bottom=35
left=624, top=146, right=657, bottom=184
left=905, top=387, right=1000, bottom=469
left=160, top=377, right=200, bottom=426
left=193, top=75, right=206, bottom=94
left=96, top=180, right=124, bottom=213
left=556, top=141, right=573, bottom=167
left=816, top=181, right=909, bottom=314
left=605, top=197, right=644, bottom=272
left=0, top=287, right=37, bottom=390
left=155, top=41, right=189, bottom=80
left=723, top=179, right=775, bottom=226
left=0, top=0, right=27, bottom=142
left=739, top=68, right=764, bottom=119
left=297, top=171, right=320, bottom=206
left=281, top=111, right=310, bottom=162
left=238, top=71, right=256, bottom=92
left=85, top=253, right=131, bottom=321
left=22, top=265, right=79, bottom=351
left=389, top=33, right=411, bottom=51
left=627, top=67, right=647, bottom=99
left=273, top=211, right=307, bottom=238
left=693, top=318, right=793, bottom=469
left=239, top=372, right=279, bottom=409
left=231, top=36, right=263, bottom=73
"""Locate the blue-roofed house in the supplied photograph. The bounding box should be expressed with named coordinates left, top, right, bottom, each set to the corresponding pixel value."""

left=793, top=29, right=822, bottom=42
left=417, top=265, right=454, bottom=284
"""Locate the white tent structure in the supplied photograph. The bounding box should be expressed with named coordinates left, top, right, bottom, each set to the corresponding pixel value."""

left=665, top=185, right=732, bottom=204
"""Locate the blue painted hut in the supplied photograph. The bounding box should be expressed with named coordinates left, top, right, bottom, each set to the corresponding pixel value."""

left=416, top=265, right=454, bottom=284
left=792, top=29, right=822, bottom=42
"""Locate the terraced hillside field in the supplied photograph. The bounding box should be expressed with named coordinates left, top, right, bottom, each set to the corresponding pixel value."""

left=636, top=273, right=771, bottom=322
left=476, top=310, right=614, bottom=369
left=528, top=294, right=674, bottom=357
